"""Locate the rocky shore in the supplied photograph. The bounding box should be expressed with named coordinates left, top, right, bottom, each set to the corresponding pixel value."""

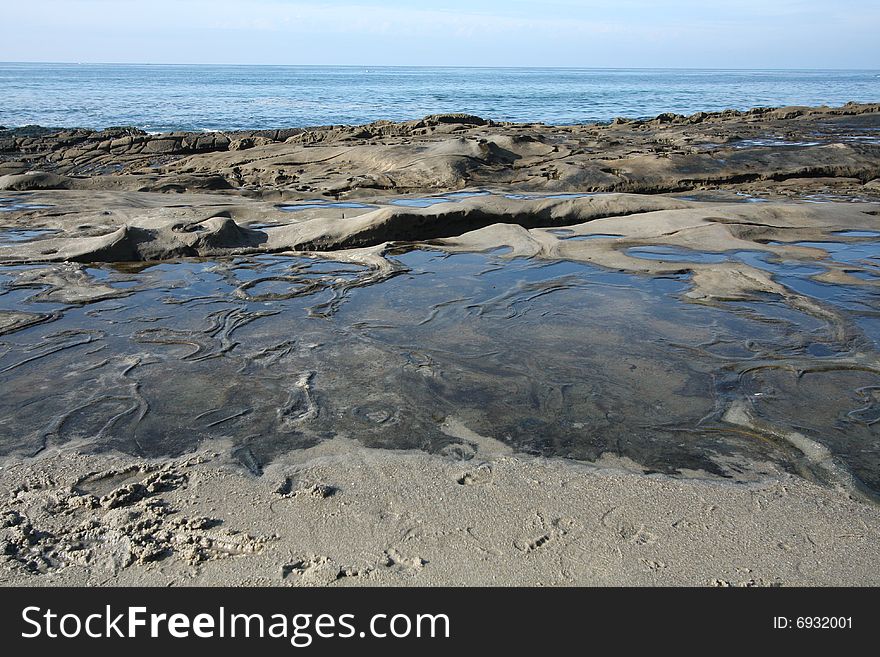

left=1, top=103, right=878, bottom=199
left=2, top=103, right=880, bottom=586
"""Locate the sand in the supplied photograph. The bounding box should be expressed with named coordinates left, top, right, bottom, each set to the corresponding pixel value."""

left=2, top=104, right=880, bottom=586
left=2, top=431, right=879, bottom=587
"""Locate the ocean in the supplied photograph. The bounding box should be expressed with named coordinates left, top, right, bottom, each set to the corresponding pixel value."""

left=0, top=63, right=878, bottom=132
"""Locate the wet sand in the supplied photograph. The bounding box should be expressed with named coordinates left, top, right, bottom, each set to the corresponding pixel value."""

left=1, top=104, right=880, bottom=585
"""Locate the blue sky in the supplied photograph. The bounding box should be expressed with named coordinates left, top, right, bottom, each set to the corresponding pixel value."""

left=2, top=0, right=878, bottom=68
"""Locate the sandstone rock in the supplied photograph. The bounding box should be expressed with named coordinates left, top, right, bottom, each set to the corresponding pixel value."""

left=0, top=171, right=71, bottom=190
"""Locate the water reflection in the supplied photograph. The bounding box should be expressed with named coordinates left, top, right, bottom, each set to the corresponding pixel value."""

left=0, top=241, right=878, bottom=494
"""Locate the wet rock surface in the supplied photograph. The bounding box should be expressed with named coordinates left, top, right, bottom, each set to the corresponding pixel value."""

left=1, top=235, right=878, bottom=499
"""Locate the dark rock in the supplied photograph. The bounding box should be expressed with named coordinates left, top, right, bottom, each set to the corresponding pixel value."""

left=423, top=113, right=488, bottom=126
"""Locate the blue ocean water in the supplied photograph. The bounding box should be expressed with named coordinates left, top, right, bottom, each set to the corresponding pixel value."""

left=0, top=63, right=878, bottom=131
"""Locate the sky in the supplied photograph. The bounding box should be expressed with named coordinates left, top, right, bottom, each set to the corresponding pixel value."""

left=1, top=0, right=878, bottom=68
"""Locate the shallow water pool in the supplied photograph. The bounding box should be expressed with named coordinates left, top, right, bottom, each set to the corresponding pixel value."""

left=1, top=243, right=878, bottom=493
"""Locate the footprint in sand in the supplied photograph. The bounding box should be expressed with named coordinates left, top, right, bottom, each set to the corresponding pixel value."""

left=382, top=548, right=427, bottom=575
left=457, top=463, right=493, bottom=486
left=515, top=516, right=577, bottom=553
left=282, top=555, right=367, bottom=585
left=600, top=506, right=659, bottom=545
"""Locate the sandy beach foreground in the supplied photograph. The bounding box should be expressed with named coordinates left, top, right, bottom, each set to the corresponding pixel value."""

left=1, top=103, right=880, bottom=586
left=3, top=433, right=880, bottom=587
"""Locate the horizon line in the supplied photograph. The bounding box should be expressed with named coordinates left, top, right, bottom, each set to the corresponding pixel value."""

left=2, top=61, right=879, bottom=72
